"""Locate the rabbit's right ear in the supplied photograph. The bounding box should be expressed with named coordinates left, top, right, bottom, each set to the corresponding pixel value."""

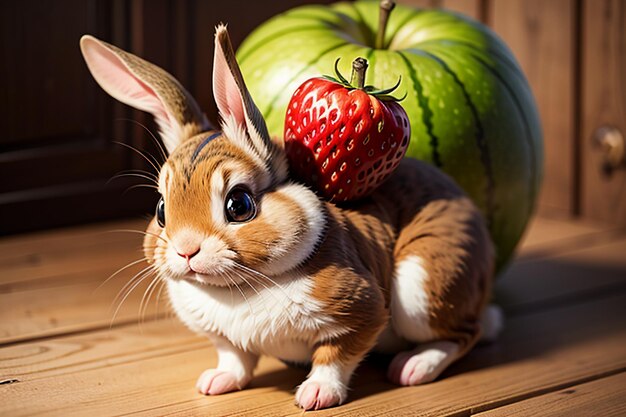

left=213, top=25, right=288, bottom=183
left=80, top=35, right=211, bottom=154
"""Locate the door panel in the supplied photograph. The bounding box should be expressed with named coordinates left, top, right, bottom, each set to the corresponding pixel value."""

left=491, top=0, right=577, bottom=218
left=581, top=0, right=626, bottom=224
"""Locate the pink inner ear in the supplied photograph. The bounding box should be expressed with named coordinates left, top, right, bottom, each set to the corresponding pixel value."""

left=82, top=38, right=170, bottom=126
left=212, top=41, right=245, bottom=125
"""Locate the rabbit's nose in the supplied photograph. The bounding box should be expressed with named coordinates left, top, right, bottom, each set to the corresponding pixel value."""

left=177, top=248, right=200, bottom=261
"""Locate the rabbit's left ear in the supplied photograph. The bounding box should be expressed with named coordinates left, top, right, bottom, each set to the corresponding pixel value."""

left=80, top=35, right=211, bottom=154
left=213, top=24, right=287, bottom=181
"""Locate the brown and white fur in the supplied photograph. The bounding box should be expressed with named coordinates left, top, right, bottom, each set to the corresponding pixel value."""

left=81, top=25, right=502, bottom=410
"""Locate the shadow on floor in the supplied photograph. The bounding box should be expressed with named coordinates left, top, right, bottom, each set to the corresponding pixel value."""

left=247, top=256, right=626, bottom=404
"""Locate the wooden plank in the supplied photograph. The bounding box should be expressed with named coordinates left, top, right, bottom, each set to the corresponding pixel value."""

left=0, top=237, right=144, bottom=287
left=473, top=371, right=626, bottom=416
left=0, top=218, right=164, bottom=344
left=0, top=284, right=164, bottom=346
left=1, top=283, right=624, bottom=416
left=398, top=0, right=437, bottom=8
left=581, top=0, right=626, bottom=225
left=498, top=233, right=626, bottom=314
left=0, top=214, right=621, bottom=348
left=514, top=215, right=613, bottom=256
left=491, top=0, right=576, bottom=217
left=0, top=320, right=199, bottom=381
left=441, top=0, right=482, bottom=21
left=0, top=218, right=146, bottom=261
left=0, top=264, right=163, bottom=345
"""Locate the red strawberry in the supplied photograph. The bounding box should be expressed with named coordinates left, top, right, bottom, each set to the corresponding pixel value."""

left=284, top=57, right=410, bottom=202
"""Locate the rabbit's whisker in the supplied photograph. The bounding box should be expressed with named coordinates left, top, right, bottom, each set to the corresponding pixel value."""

left=119, top=168, right=159, bottom=181
left=95, top=257, right=149, bottom=294
left=109, top=264, right=152, bottom=309
left=139, top=273, right=163, bottom=327
left=122, top=184, right=159, bottom=196
left=110, top=265, right=156, bottom=327
left=108, top=172, right=158, bottom=186
left=231, top=269, right=273, bottom=320
left=113, top=140, right=162, bottom=174
left=117, top=118, right=168, bottom=163
left=125, top=184, right=159, bottom=192
left=154, top=275, right=168, bottom=316
left=224, top=273, right=256, bottom=323
left=232, top=266, right=292, bottom=316
left=108, top=229, right=170, bottom=245
left=232, top=263, right=299, bottom=324
left=235, top=263, right=298, bottom=304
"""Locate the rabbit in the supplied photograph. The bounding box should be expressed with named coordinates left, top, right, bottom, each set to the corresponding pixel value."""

left=80, top=25, right=502, bottom=411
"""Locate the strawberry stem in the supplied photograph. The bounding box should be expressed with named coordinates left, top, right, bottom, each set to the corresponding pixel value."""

left=350, top=58, right=368, bottom=89
left=376, top=0, right=395, bottom=49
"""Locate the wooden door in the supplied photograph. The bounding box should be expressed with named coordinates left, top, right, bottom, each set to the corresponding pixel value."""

left=0, top=0, right=156, bottom=235
left=0, top=0, right=331, bottom=235
left=491, top=0, right=577, bottom=219
left=581, top=0, right=626, bottom=225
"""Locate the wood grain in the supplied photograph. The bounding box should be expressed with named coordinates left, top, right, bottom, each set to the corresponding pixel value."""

left=0, top=218, right=160, bottom=345
left=441, top=0, right=483, bottom=20
left=581, top=0, right=626, bottom=225
left=0, top=320, right=199, bottom=381
left=490, top=0, right=576, bottom=218
left=398, top=0, right=437, bottom=9
left=0, top=219, right=147, bottom=287
left=0, top=219, right=145, bottom=259
left=497, top=234, right=626, bottom=314
left=0, top=215, right=620, bottom=347
left=0, top=0, right=99, bottom=146
left=513, top=215, right=615, bottom=256
left=474, top=371, right=626, bottom=416
left=0, top=270, right=165, bottom=345
left=1, top=286, right=624, bottom=416
left=1, top=216, right=625, bottom=415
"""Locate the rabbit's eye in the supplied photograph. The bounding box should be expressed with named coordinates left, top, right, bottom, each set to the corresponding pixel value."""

left=225, top=187, right=256, bottom=223
left=156, top=197, right=166, bottom=227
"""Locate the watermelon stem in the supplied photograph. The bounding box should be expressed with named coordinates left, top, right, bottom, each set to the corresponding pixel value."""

left=350, top=58, right=368, bottom=89
left=376, top=0, right=395, bottom=49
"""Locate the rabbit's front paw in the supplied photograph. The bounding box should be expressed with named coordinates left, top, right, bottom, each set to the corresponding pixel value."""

left=295, top=376, right=347, bottom=410
left=196, top=369, right=246, bottom=395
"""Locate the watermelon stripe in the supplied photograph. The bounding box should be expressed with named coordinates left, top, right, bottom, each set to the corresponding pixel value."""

left=396, top=52, right=443, bottom=168
left=238, top=25, right=335, bottom=65
left=415, top=49, right=496, bottom=227
left=437, top=39, right=527, bottom=82
left=415, top=38, right=538, bottom=220
left=470, top=53, right=537, bottom=219
left=262, top=41, right=351, bottom=120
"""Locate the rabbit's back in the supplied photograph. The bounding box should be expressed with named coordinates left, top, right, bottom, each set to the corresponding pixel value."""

left=309, top=158, right=494, bottom=355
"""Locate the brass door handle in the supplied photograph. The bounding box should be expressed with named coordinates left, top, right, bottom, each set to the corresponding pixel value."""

left=593, top=125, right=625, bottom=177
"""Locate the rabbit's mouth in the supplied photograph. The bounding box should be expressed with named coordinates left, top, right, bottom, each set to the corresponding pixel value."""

left=175, top=263, right=250, bottom=288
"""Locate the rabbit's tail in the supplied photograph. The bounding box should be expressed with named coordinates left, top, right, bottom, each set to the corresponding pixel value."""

left=480, top=304, right=504, bottom=342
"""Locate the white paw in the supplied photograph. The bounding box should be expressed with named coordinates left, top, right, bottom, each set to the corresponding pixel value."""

left=195, top=369, right=247, bottom=395
left=388, top=341, right=459, bottom=386
left=295, top=378, right=347, bottom=410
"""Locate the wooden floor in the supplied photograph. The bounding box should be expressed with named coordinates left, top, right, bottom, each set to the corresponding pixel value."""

left=1, top=215, right=625, bottom=416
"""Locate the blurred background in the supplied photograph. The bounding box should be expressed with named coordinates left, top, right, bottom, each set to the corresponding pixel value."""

left=0, top=0, right=624, bottom=235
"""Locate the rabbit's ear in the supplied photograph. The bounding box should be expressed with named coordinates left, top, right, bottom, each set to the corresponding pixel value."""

left=213, top=24, right=287, bottom=180
left=80, top=35, right=211, bottom=154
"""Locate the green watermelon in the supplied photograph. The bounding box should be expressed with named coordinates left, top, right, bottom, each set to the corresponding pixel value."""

left=237, top=0, right=543, bottom=272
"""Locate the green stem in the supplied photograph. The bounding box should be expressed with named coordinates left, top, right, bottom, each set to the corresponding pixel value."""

left=376, top=0, right=395, bottom=49
left=350, top=58, right=368, bottom=89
